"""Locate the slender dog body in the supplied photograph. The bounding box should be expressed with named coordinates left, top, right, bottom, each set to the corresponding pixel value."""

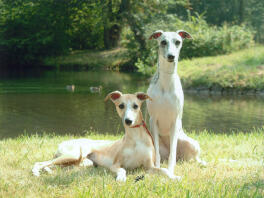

left=33, top=91, right=177, bottom=181
left=147, top=30, right=205, bottom=177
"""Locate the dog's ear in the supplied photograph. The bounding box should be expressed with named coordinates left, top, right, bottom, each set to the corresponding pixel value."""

left=105, top=91, right=122, bottom=102
left=149, top=30, right=163, bottom=40
left=136, top=92, right=152, bottom=101
left=177, top=30, right=192, bottom=40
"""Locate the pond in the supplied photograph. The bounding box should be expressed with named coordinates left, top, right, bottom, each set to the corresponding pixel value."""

left=0, top=70, right=263, bottom=139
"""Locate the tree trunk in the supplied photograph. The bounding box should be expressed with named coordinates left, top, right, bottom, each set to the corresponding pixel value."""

left=238, top=0, right=244, bottom=24
left=103, top=0, right=122, bottom=49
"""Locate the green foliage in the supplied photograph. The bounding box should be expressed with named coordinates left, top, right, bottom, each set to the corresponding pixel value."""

left=68, top=2, right=105, bottom=50
left=245, top=0, right=264, bottom=43
left=0, top=0, right=74, bottom=65
left=0, top=0, right=262, bottom=68
left=0, top=0, right=105, bottom=66
left=170, top=0, right=264, bottom=43
left=128, top=14, right=255, bottom=74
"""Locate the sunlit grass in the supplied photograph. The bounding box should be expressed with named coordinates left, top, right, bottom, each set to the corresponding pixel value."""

left=44, top=48, right=128, bottom=70
left=179, top=46, right=264, bottom=91
left=0, top=129, right=263, bottom=197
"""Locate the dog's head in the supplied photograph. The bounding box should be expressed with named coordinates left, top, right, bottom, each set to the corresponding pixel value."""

left=105, top=91, right=151, bottom=127
left=149, top=30, right=192, bottom=63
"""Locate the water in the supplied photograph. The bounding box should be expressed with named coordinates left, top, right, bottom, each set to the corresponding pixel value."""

left=0, top=70, right=263, bottom=139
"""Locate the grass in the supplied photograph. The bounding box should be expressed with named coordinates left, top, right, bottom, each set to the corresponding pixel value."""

left=179, top=46, right=264, bottom=92
left=43, top=48, right=129, bottom=70
left=0, top=129, right=263, bottom=197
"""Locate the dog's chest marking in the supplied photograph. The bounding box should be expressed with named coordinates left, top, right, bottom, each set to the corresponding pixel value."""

left=122, top=141, right=152, bottom=169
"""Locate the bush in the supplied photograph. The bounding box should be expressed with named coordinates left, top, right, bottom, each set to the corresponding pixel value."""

left=0, top=1, right=72, bottom=66
left=0, top=0, right=103, bottom=67
left=122, top=14, right=255, bottom=75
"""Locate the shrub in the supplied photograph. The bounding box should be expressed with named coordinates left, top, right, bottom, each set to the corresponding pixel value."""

left=122, top=14, right=255, bottom=75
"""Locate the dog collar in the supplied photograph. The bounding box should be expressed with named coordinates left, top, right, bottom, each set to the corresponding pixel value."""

left=131, top=120, right=154, bottom=146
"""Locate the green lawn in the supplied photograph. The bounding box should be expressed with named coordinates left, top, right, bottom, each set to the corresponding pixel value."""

left=179, top=46, right=264, bottom=92
left=0, top=129, right=263, bottom=198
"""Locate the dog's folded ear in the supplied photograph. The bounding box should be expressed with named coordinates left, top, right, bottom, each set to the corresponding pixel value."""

left=177, top=30, right=192, bottom=40
left=136, top=92, right=152, bottom=101
left=105, top=91, right=122, bottom=102
left=149, top=30, right=163, bottom=40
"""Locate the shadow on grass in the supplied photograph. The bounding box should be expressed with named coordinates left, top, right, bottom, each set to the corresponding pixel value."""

left=41, top=166, right=113, bottom=186
left=41, top=166, right=146, bottom=186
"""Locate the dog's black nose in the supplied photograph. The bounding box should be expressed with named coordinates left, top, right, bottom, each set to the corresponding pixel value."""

left=125, top=119, right=132, bottom=126
left=168, top=55, right=175, bottom=61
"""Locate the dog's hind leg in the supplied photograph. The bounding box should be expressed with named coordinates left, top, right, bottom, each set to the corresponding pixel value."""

left=177, top=131, right=206, bottom=166
left=32, top=150, right=84, bottom=176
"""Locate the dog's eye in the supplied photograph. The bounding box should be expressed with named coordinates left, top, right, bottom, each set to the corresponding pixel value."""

left=175, top=40, right=181, bottom=46
left=133, top=104, right=138, bottom=109
left=119, top=103, right=125, bottom=109
left=161, top=40, right=167, bottom=46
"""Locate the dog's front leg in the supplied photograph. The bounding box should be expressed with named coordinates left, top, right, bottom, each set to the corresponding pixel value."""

left=152, top=119, right=161, bottom=168
left=110, top=164, right=127, bottom=182
left=168, top=118, right=181, bottom=175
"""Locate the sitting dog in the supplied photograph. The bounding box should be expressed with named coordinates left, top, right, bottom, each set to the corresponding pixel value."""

left=147, top=30, right=206, bottom=178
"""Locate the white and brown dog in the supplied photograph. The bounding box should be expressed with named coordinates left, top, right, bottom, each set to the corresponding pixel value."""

left=147, top=30, right=206, bottom=178
left=32, top=91, right=178, bottom=181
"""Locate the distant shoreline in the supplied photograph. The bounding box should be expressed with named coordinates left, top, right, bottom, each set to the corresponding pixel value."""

left=42, top=46, right=264, bottom=94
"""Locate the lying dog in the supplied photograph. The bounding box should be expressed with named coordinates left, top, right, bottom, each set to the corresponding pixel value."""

left=32, top=91, right=178, bottom=181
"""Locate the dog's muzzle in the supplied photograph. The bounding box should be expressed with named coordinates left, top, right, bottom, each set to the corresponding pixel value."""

left=125, top=118, right=132, bottom=126
left=167, top=55, right=175, bottom=62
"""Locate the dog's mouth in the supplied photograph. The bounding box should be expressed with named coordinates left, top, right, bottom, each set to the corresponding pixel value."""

left=167, top=59, right=174, bottom=63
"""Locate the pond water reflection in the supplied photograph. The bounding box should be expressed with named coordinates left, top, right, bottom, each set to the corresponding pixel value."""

left=0, top=70, right=263, bottom=139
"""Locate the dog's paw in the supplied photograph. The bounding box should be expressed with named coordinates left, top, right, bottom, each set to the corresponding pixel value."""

left=196, top=157, right=207, bottom=167
left=116, top=173, right=126, bottom=182
left=160, top=167, right=181, bottom=181
left=44, top=167, right=53, bottom=174
left=200, top=160, right=207, bottom=167
left=32, top=163, right=41, bottom=177
left=169, top=174, right=182, bottom=181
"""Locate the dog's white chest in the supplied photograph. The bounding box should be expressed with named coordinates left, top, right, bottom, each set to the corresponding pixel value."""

left=122, top=141, right=153, bottom=169
left=147, top=74, right=184, bottom=133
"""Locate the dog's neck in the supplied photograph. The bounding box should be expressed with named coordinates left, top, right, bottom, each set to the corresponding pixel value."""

left=158, top=53, right=178, bottom=75
left=156, top=53, right=180, bottom=90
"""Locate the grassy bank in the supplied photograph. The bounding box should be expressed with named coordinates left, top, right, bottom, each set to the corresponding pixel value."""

left=0, top=129, right=263, bottom=197
left=179, top=46, right=264, bottom=93
left=43, top=48, right=129, bottom=70
left=43, top=46, right=264, bottom=92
